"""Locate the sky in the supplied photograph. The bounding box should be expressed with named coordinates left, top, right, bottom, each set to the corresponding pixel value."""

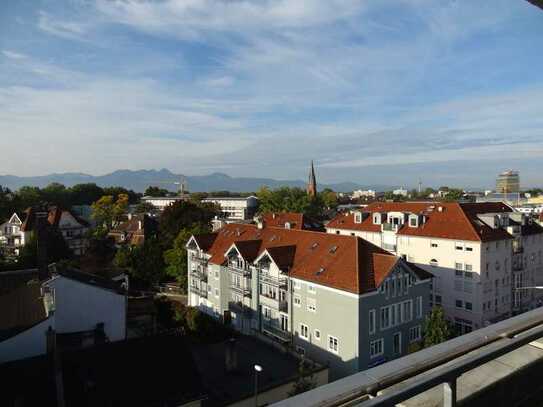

left=1, top=0, right=542, bottom=189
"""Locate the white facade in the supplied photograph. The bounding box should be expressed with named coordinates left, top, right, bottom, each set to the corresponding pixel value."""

left=327, top=211, right=543, bottom=334
left=0, top=213, right=24, bottom=255
left=56, top=210, right=89, bottom=255
left=393, top=188, right=409, bottom=197
left=142, top=196, right=188, bottom=211
left=201, top=196, right=259, bottom=221
left=353, top=190, right=379, bottom=199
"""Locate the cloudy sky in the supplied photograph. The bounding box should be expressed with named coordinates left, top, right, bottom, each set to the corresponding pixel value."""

left=1, top=0, right=542, bottom=188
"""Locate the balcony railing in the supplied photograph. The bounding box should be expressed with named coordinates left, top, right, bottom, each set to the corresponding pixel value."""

left=189, top=285, right=208, bottom=298
left=190, top=254, right=208, bottom=266
left=227, top=265, right=252, bottom=278
left=262, top=321, right=292, bottom=343
left=228, top=301, right=253, bottom=317
left=190, top=269, right=208, bottom=282
left=231, top=284, right=252, bottom=297
left=259, top=271, right=288, bottom=288
left=382, top=223, right=400, bottom=232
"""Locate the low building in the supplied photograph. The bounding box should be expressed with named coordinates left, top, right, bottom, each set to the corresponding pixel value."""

left=0, top=213, right=24, bottom=256
left=353, top=190, right=383, bottom=199
left=187, top=224, right=432, bottom=380
left=108, top=214, right=158, bottom=246
left=141, top=195, right=190, bottom=211
left=0, top=267, right=127, bottom=364
left=202, top=196, right=259, bottom=221
left=392, top=188, right=409, bottom=197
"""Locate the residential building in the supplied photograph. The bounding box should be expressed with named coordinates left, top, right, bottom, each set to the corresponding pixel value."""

left=392, top=188, right=409, bottom=197
left=141, top=195, right=190, bottom=211
left=259, top=212, right=324, bottom=231
left=108, top=213, right=158, bottom=246
left=353, top=190, right=383, bottom=199
left=202, top=196, right=259, bottom=221
left=19, top=206, right=90, bottom=255
left=496, top=170, right=520, bottom=193
left=187, top=224, right=432, bottom=380
left=326, top=202, right=543, bottom=333
left=0, top=267, right=127, bottom=364
left=0, top=213, right=24, bottom=255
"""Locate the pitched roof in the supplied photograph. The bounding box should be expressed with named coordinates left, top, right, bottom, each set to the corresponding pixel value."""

left=49, top=268, right=126, bottom=295
left=261, top=212, right=324, bottom=231
left=194, top=224, right=423, bottom=294
left=21, top=206, right=90, bottom=232
left=326, top=202, right=519, bottom=242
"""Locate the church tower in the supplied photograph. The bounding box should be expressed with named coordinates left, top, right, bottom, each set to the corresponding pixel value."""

left=307, top=160, right=317, bottom=198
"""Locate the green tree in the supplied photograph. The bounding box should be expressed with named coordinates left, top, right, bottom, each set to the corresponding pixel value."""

left=164, top=224, right=208, bottom=290
left=17, top=228, right=72, bottom=268
left=134, top=201, right=156, bottom=215
left=68, top=183, right=104, bottom=205
left=442, top=189, right=464, bottom=202
left=16, top=186, right=42, bottom=209
left=115, top=238, right=166, bottom=287
left=257, top=186, right=327, bottom=218
left=41, top=183, right=69, bottom=206
left=159, top=200, right=218, bottom=247
left=144, top=186, right=170, bottom=197
left=91, top=194, right=129, bottom=233
left=288, top=359, right=318, bottom=396
left=102, top=186, right=141, bottom=204
left=423, top=306, right=451, bottom=348
left=320, top=188, right=338, bottom=210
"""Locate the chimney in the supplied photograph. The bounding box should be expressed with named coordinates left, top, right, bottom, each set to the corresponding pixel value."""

left=255, top=216, right=264, bottom=229
left=225, top=338, right=238, bottom=373
left=36, top=208, right=49, bottom=281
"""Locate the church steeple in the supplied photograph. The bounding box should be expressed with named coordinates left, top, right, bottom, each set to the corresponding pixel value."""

left=307, top=160, right=317, bottom=198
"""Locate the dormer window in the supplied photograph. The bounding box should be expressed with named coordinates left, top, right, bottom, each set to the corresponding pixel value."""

left=284, top=222, right=291, bottom=229
left=354, top=212, right=362, bottom=224
left=409, top=216, right=418, bottom=228
left=373, top=213, right=382, bottom=225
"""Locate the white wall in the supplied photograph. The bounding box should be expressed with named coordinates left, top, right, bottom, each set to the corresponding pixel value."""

left=0, top=318, right=54, bottom=364
left=46, top=276, right=126, bottom=341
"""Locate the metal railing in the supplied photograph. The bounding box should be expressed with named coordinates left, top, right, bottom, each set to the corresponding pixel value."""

left=190, top=269, right=207, bottom=282
left=227, top=265, right=252, bottom=278
left=230, top=284, right=252, bottom=297
left=228, top=301, right=253, bottom=317
left=259, top=271, right=288, bottom=288
left=262, top=321, right=292, bottom=343
left=190, top=254, right=208, bottom=266
left=272, top=306, right=543, bottom=407
left=189, top=285, right=208, bottom=298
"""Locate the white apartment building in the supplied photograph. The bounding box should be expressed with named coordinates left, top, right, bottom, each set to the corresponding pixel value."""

left=141, top=195, right=189, bottom=211
left=326, top=202, right=543, bottom=334
left=186, top=224, right=431, bottom=380
left=201, top=196, right=259, bottom=221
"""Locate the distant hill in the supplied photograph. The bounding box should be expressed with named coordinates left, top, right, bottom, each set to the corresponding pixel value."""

left=0, top=169, right=394, bottom=193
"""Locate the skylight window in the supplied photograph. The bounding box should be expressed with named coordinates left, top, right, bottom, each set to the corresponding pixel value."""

left=329, top=246, right=338, bottom=253
left=310, top=242, right=319, bottom=249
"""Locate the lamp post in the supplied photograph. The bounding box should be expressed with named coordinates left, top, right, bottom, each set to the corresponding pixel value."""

left=254, top=364, right=263, bottom=407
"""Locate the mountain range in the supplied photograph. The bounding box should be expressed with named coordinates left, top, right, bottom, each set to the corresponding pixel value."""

left=0, top=169, right=395, bottom=193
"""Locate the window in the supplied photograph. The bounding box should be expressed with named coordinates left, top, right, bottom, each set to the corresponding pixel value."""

left=466, top=246, right=473, bottom=252
left=263, top=306, right=272, bottom=320
left=307, top=297, right=317, bottom=313
left=455, top=269, right=463, bottom=277
left=409, top=325, right=421, bottom=343
left=431, top=242, right=438, bottom=248
left=293, top=295, right=301, bottom=307
left=393, top=332, right=402, bottom=354
left=455, top=244, right=463, bottom=251
left=308, top=284, right=316, bottom=294
left=354, top=212, right=362, bottom=223
left=455, top=263, right=463, bottom=271
left=300, top=324, right=309, bottom=340
left=465, top=302, right=473, bottom=311
left=416, top=296, right=423, bottom=318
left=314, top=329, right=321, bottom=341
left=380, top=307, right=391, bottom=329
left=293, top=280, right=301, bottom=290
left=369, top=309, right=376, bottom=334
left=328, top=336, right=339, bottom=354
left=409, top=217, right=418, bottom=227
left=403, top=300, right=412, bottom=322
left=370, top=338, right=384, bottom=358
left=455, top=299, right=463, bottom=309
left=464, top=271, right=474, bottom=279
left=215, top=271, right=219, bottom=280
left=215, top=288, right=219, bottom=298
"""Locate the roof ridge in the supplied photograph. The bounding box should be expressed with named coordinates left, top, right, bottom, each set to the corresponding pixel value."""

left=456, top=202, right=483, bottom=241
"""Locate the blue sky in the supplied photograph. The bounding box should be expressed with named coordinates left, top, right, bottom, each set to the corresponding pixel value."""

left=1, top=0, right=542, bottom=188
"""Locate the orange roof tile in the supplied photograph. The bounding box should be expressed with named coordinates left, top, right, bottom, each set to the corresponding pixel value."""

left=195, top=224, right=428, bottom=294
left=327, top=202, right=519, bottom=242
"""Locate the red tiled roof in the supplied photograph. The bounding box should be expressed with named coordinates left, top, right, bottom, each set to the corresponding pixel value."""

left=195, top=224, right=426, bottom=294
left=327, top=202, right=518, bottom=242
left=261, top=212, right=324, bottom=231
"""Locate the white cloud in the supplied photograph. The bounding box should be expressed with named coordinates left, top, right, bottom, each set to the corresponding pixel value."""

left=2, top=50, right=28, bottom=60
left=37, top=10, right=92, bottom=40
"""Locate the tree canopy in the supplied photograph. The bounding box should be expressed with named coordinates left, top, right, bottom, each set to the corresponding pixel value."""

left=256, top=186, right=335, bottom=219
left=423, top=306, right=451, bottom=347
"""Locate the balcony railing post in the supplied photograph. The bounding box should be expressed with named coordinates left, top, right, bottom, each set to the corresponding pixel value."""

left=443, top=378, right=457, bottom=407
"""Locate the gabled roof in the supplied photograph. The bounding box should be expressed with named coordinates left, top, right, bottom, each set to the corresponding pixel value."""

left=21, top=206, right=90, bottom=232
left=327, top=202, right=518, bottom=242
left=231, top=239, right=262, bottom=262
left=192, top=224, right=421, bottom=294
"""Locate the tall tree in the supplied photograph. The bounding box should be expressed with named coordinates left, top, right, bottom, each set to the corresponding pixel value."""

left=91, top=194, right=129, bottom=234
left=257, top=186, right=328, bottom=218
left=144, top=186, right=170, bottom=197
left=423, top=306, right=451, bottom=348
left=41, top=183, right=70, bottom=207
left=68, top=183, right=104, bottom=205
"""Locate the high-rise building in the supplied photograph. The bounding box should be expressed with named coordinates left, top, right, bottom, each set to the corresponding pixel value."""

left=496, top=170, right=520, bottom=193
left=307, top=160, right=317, bottom=198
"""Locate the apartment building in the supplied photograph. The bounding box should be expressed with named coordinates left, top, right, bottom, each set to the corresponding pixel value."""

left=0, top=213, right=24, bottom=256
left=201, top=196, right=259, bottom=221
left=326, top=202, right=543, bottom=334
left=187, top=224, right=431, bottom=380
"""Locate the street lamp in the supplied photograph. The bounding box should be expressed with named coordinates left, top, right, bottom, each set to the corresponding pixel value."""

left=254, top=364, right=263, bottom=407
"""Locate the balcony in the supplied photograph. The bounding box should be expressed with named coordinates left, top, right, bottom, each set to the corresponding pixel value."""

left=227, top=265, right=252, bottom=278
left=382, top=223, right=400, bottom=232
left=382, top=243, right=397, bottom=252
left=190, top=254, right=208, bottom=266
left=259, top=271, right=288, bottom=289
left=190, top=269, right=208, bottom=282
left=262, top=321, right=292, bottom=343
left=230, top=284, right=252, bottom=297
left=228, top=301, right=253, bottom=317
left=189, top=285, right=208, bottom=298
